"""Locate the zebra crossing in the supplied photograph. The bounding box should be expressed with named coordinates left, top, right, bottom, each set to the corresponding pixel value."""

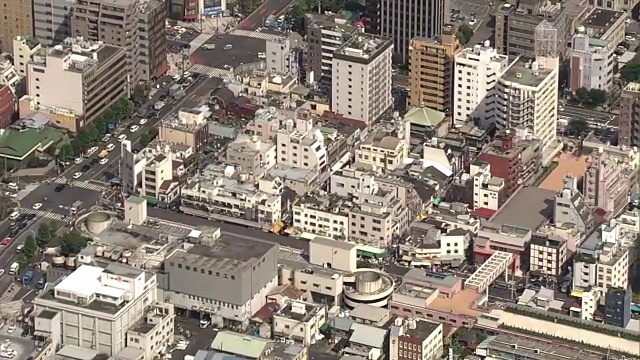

left=231, top=30, right=284, bottom=41
left=190, top=34, right=214, bottom=55
left=53, top=177, right=107, bottom=192
left=189, top=64, right=231, bottom=79
left=19, top=208, right=67, bottom=222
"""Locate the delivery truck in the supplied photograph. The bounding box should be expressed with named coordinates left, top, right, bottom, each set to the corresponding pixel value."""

left=8, top=262, right=18, bottom=276
left=22, top=270, right=34, bottom=285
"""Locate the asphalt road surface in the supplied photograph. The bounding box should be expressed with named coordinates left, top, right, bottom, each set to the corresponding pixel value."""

left=237, top=0, right=297, bottom=30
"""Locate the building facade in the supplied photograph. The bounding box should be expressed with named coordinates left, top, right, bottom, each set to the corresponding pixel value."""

left=529, top=233, right=568, bottom=276
left=389, top=318, right=444, bottom=360
left=569, top=31, right=614, bottom=92
left=619, top=82, right=640, bottom=147
left=13, top=36, right=42, bottom=77
left=604, top=287, right=631, bottom=328
left=584, top=149, right=629, bottom=218
left=0, top=0, right=33, bottom=54
left=158, top=107, right=210, bottom=153
left=0, top=86, right=16, bottom=129
left=33, top=0, right=72, bottom=46
left=408, top=25, right=461, bottom=113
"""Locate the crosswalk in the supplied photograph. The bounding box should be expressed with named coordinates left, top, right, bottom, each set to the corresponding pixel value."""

left=189, top=64, right=231, bottom=79
left=189, top=34, right=214, bottom=55
left=53, top=177, right=107, bottom=192
left=19, top=208, right=67, bottom=222
left=231, top=30, right=284, bottom=41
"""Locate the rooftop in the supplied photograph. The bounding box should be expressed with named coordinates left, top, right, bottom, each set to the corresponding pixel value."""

left=276, top=301, right=322, bottom=322
left=210, top=331, right=273, bottom=359
left=478, top=333, right=607, bottom=360
left=583, top=8, right=625, bottom=35
left=0, top=125, right=64, bottom=160
left=333, top=33, right=393, bottom=64
left=500, top=57, right=555, bottom=88
left=33, top=36, right=123, bottom=72
left=404, top=106, right=447, bottom=128
left=491, top=187, right=555, bottom=230
left=402, top=319, right=441, bottom=340
left=403, top=268, right=461, bottom=289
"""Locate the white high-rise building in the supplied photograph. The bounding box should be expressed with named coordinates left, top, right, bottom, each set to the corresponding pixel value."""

left=453, top=41, right=511, bottom=126
left=569, top=30, right=615, bottom=92
left=495, top=56, right=559, bottom=150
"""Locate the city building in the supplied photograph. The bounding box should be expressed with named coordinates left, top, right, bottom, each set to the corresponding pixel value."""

left=475, top=333, right=607, bottom=360
left=274, top=109, right=328, bottom=172
left=453, top=43, right=511, bottom=126
left=529, top=233, right=568, bottom=276
left=408, top=25, right=461, bottom=113
left=272, top=300, right=326, bottom=345
left=477, top=128, right=541, bottom=197
left=26, top=37, right=128, bottom=132
left=494, top=0, right=569, bottom=58
left=12, top=36, right=42, bottom=77
left=0, top=86, right=16, bottom=128
left=0, top=0, right=33, bottom=54
left=160, top=235, right=278, bottom=329
left=389, top=317, right=444, bottom=360
left=470, top=161, right=505, bottom=211
left=33, top=263, right=160, bottom=356
left=70, top=0, right=167, bottom=84
left=225, top=134, right=277, bottom=174
left=158, top=107, right=210, bottom=153
left=604, top=287, right=631, bottom=328
left=405, top=105, right=450, bottom=142
left=569, top=28, right=615, bottom=92
left=304, top=13, right=359, bottom=90
left=588, top=0, right=638, bottom=11
left=166, top=0, right=227, bottom=21
left=266, top=37, right=299, bottom=78
left=123, top=302, right=175, bottom=360
left=331, top=33, right=393, bottom=124
left=619, top=82, right=640, bottom=147
left=494, top=56, right=559, bottom=151
left=554, top=175, right=594, bottom=235
left=0, top=60, right=22, bottom=95
left=584, top=149, right=629, bottom=218
left=581, top=8, right=628, bottom=46
left=355, top=131, right=409, bottom=171
left=363, top=0, right=447, bottom=64
left=33, top=0, right=72, bottom=46
left=400, top=222, right=471, bottom=264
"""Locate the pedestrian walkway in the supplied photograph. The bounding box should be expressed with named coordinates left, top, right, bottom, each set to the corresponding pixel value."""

left=189, top=33, right=214, bottom=54
left=19, top=208, right=66, bottom=222
left=53, top=177, right=107, bottom=192
left=189, top=64, right=231, bottom=79
left=231, top=29, right=284, bottom=41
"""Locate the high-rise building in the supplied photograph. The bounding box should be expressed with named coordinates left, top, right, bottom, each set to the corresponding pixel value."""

left=265, top=37, right=299, bottom=78
left=33, top=0, right=72, bottom=46
left=453, top=42, right=511, bottom=126
left=619, top=82, right=640, bottom=147
left=363, top=0, right=448, bottom=64
left=495, top=56, right=559, bottom=150
left=26, top=37, right=128, bottom=132
left=494, top=0, right=569, bottom=58
left=604, top=287, right=631, bottom=328
left=569, top=29, right=615, bottom=92
left=0, top=0, right=33, bottom=54
left=408, top=24, right=461, bottom=114
left=70, top=0, right=167, bottom=85
left=331, top=33, right=393, bottom=124
left=583, top=149, right=629, bottom=218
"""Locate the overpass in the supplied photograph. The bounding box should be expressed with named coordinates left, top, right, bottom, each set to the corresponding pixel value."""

left=465, top=251, right=513, bottom=293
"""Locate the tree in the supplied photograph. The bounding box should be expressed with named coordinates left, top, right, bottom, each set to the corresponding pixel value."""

left=60, top=231, right=91, bottom=256
left=22, top=235, right=38, bottom=261
left=587, top=89, right=607, bottom=107
left=131, top=85, right=148, bottom=106
left=36, top=222, right=54, bottom=247
left=575, top=87, right=590, bottom=103
left=59, top=143, right=75, bottom=161
left=568, top=118, right=590, bottom=137
left=17, top=253, right=29, bottom=271
left=456, top=24, right=474, bottom=45
left=139, top=128, right=159, bottom=147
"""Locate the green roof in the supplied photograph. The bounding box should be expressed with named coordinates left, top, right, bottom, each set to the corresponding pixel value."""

left=404, top=105, right=447, bottom=127
left=0, top=127, right=64, bottom=160
left=210, top=331, right=272, bottom=359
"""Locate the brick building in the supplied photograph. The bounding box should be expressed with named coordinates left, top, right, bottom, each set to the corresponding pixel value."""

left=0, top=86, right=16, bottom=128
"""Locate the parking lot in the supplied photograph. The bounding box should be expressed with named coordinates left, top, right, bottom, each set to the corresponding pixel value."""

left=170, top=317, right=218, bottom=359
left=0, top=334, right=35, bottom=359
left=450, top=0, right=494, bottom=44
left=190, top=34, right=267, bottom=68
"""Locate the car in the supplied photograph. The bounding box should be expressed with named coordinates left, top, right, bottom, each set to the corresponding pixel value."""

left=74, top=157, right=83, bottom=164
left=130, top=125, right=140, bottom=133
left=73, top=172, right=83, bottom=179
left=139, top=118, right=148, bottom=125
left=99, top=158, right=109, bottom=165
left=7, top=325, right=16, bottom=334
left=54, top=184, right=65, bottom=192
left=0, top=237, right=10, bottom=246
left=0, top=269, right=4, bottom=277
left=101, top=134, right=111, bottom=142
left=9, top=222, right=17, bottom=229
left=106, top=143, right=116, bottom=151
left=468, top=19, right=477, bottom=26
left=18, top=222, right=26, bottom=229
left=24, top=213, right=35, bottom=220
left=118, top=134, right=128, bottom=142
left=33, top=203, right=43, bottom=210
left=91, top=158, right=100, bottom=165
left=81, top=165, right=91, bottom=172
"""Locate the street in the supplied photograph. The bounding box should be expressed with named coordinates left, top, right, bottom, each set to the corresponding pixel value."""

left=558, top=105, right=618, bottom=128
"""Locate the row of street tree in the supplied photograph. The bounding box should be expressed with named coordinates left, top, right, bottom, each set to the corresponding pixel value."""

left=18, top=222, right=92, bottom=269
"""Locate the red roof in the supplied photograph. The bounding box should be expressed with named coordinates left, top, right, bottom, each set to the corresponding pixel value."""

left=472, top=207, right=496, bottom=219
left=251, top=302, right=280, bottom=322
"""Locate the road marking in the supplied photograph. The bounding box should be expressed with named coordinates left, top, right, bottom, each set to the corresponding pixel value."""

left=53, top=177, right=107, bottom=192
left=19, top=209, right=66, bottom=222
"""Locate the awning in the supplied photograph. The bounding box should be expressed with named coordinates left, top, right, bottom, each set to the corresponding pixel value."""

left=571, top=290, right=583, bottom=298
left=142, top=195, right=159, bottom=205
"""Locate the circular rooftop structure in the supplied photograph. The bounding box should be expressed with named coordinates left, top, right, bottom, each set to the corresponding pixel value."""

left=86, top=211, right=112, bottom=234
left=343, top=268, right=394, bottom=308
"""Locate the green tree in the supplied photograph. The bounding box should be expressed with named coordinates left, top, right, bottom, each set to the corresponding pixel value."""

left=60, top=231, right=91, bottom=256
left=568, top=118, right=590, bottom=137
left=36, top=222, right=53, bottom=247
left=22, top=235, right=38, bottom=261
left=59, top=143, right=75, bottom=160
left=17, top=253, right=29, bottom=271
left=131, top=85, right=148, bottom=106
left=456, top=24, right=474, bottom=45
left=575, top=87, right=590, bottom=103
left=620, top=56, right=640, bottom=82
left=139, top=128, right=159, bottom=147
left=587, top=89, right=607, bottom=106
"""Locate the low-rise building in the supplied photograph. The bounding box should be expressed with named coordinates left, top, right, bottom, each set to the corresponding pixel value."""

left=555, top=175, right=594, bottom=235
left=158, top=107, right=209, bottom=153
left=471, top=161, right=505, bottom=211
left=0, top=85, right=16, bottom=128
left=400, top=223, right=470, bottom=266
left=273, top=300, right=326, bottom=345
left=529, top=233, right=568, bottom=276
left=355, top=130, right=409, bottom=171
left=389, top=317, right=444, bottom=360
left=581, top=8, right=627, bottom=48
left=125, top=302, right=175, bottom=359
left=225, top=134, right=277, bottom=174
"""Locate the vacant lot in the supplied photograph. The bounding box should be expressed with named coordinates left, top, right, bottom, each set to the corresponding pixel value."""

left=538, top=153, right=589, bottom=191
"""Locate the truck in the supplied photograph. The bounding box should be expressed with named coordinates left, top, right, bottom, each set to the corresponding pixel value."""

left=8, top=262, right=18, bottom=276
left=154, top=101, right=166, bottom=110
left=22, top=270, right=34, bottom=285
left=168, top=84, right=182, bottom=96
left=70, top=200, right=82, bottom=215
left=36, top=276, right=46, bottom=289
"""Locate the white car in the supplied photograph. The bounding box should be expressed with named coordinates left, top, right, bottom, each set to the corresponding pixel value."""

left=74, top=157, right=83, bottom=164
left=101, top=134, right=111, bottom=142
left=118, top=134, right=127, bottom=142
left=0, top=269, right=4, bottom=277
left=7, top=326, right=16, bottom=334
left=99, top=158, right=109, bottom=165
left=73, top=172, right=83, bottom=179
left=32, top=203, right=43, bottom=210
left=139, top=118, right=148, bottom=125
left=106, top=143, right=115, bottom=152
left=175, top=341, right=189, bottom=350
left=468, top=19, right=477, bottom=26
left=130, top=125, right=140, bottom=133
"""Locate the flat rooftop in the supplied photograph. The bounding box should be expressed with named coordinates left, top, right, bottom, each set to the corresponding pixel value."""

left=501, top=58, right=554, bottom=88
left=404, top=319, right=441, bottom=339
left=333, top=33, right=392, bottom=64
left=491, top=187, right=555, bottom=231
left=403, top=268, right=460, bottom=289
left=583, top=8, right=624, bottom=30
left=480, top=333, right=607, bottom=360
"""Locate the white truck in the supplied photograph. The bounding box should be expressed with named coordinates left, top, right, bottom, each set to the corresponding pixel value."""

left=8, top=262, right=18, bottom=276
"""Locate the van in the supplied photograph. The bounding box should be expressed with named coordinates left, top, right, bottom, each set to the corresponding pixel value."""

left=9, top=212, right=19, bottom=220
left=224, top=44, right=233, bottom=50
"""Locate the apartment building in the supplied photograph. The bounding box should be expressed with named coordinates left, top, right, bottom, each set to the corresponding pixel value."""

left=159, top=107, right=209, bottom=153
left=0, top=0, right=33, bottom=54
left=305, top=13, right=359, bottom=89
left=363, top=0, right=447, bottom=64
left=225, top=134, right=277, bottom=174
left=331, top=33, right=393, bottom=124
left=0, top=86, right=16, bottom=129
left=402, top=222, right=471, bottom=263
left=27, top=37, right=127, bottom=132
left=555, top=175, right=594, bottom=234
left=453, top=43, right=511, bottom=126
left=275, top=109, right=327, bottom=172
left=573, top=222, right=630, bottom=299
left=408, top=25, right=461, bottom=113
left=180, top=164, right=283, bottom=227
left=123, top=302, right=175, bottom=359
left=584, top=149, right=629, bottom=218
left=494, top=0, right=569, bottom=58
left=273, top=301, right=326, bottom=345
left=266, top=37, right=299, bottom=77
left=33, top=0, right=71, bottom=46
left=619, top=82, right=640, bottom=147
left=581, top=140, right=640, bottom=189
left=389, top=318, right=444, bottom=360
left=13, top=36, right=42, bottom=77
left=470, top=162, right=504, bottom=211
left=581, top=8, right=628, bottom=46
left=604, top=287, right=631, bottom=328
left=355, top=131, right=409, bottom=171
left=33, top=263, right=160, bottom=356
left=0, top=60, right=23, bottom=95
left=495, top=56, right=559, bottom=151
left=70, top=0, right=167, bottom=84
left=569, top=30, right=615, bottom=92
left=529, top=233, right=568, bottom=276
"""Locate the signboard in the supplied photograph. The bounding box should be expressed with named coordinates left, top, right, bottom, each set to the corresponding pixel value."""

left=203, top=7, right=223, bottom=16
left=38, top=105, right=76, bottom=118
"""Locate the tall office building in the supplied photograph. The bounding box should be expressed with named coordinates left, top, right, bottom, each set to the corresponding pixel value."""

left=364, top=0, right=448, bottom=64
left=33, top=0, right=72, bottom=46
left=70, top=0, right=167, bottom=84
left=408, top=24, right=461, bottom=113
left=619, top=82, right=640, bottom=147
left=331, top=33, right=393, bottom=124
left=0, top=0, right=34, bottom=53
